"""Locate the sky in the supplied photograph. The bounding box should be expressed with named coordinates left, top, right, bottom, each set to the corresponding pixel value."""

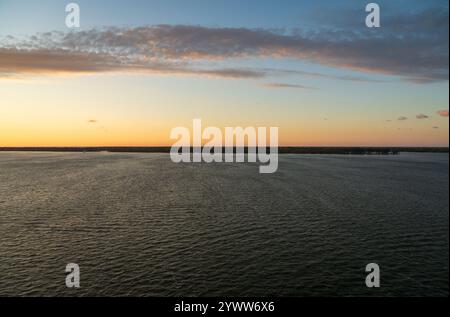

left=0, top=0, right=448, bottom=147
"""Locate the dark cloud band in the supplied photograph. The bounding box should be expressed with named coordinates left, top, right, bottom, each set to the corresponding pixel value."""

left=1, top=8, right=448, bottom=83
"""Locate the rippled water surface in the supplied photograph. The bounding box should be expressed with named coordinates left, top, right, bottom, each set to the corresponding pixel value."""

left=0, top=152, right=448, bottom=296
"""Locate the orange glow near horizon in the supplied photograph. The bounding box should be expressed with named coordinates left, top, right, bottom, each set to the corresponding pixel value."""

left=1, top=75, right=448, bottom=148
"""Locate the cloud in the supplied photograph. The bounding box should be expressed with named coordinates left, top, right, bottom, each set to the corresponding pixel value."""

left=398, top=116, right=408, bottom=121
left=0, top=47, right=264, bottom=79
left=416, top=114, right=430, bottom=119
left=0, top=48, right=119, bottom=75
left=88, top=120, right=98, bottom=123
left=0, top=7, right=448, bottom=82
left=433, top=126, right=440, bottom=129
left=262, top=82, right=317, bottom=90
left=437, top=109, right=449, bottom=117
left=264, top=68, right=386, bottom=83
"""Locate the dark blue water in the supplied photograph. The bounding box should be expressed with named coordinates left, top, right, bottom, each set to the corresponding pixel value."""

left=0, top=152, right=448, bottom=296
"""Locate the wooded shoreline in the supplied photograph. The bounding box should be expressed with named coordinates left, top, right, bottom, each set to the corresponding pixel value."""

left=0, top=147, right=448, bottom=154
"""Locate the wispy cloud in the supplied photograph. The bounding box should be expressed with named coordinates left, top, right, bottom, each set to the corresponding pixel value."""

left=0, top=48, right=264, bottom=79
left=0, top=7, right=447, bottom=83
left=263, top=68, right=386, bottom=83
left=416, top=114, right=430, bottom=119
left=437, top=109, right=449, bottom=117
left=262, top=82, right=317, bottom=90
left=398, top=116, right=408, bottom=121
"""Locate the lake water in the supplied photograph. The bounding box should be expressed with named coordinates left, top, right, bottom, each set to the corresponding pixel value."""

left=0, top=152, right=448, bottom=296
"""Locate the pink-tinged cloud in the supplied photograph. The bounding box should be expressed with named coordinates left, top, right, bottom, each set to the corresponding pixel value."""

left=0, top=10, right=448, bottom=83
left=416, top=114, right=430, bottom=119
left=262, top=82, right=318, bottom=90
left=0, top=48, right=264, bottom=79
left=437, top=109, right=449, bottom=117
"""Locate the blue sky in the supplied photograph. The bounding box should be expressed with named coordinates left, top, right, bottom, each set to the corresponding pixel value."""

left=0, top=0, right=448, bottom=146
left=1, top=0, right=447, bottom=34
